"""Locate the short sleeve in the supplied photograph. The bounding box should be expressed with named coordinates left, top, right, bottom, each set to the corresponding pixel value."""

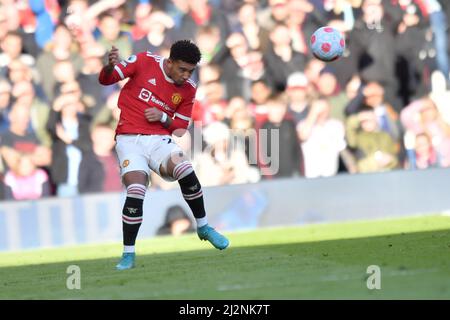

left=113, top=52, right=146, bottom=80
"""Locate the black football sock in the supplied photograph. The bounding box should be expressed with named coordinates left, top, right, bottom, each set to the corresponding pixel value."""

left=178, top=171, right=207, bottom=226
left=122, top=184, right=145, bottom=248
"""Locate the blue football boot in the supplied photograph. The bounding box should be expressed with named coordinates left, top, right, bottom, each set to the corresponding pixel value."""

left=115, top=252, right=135, bottom=270
left=197, top=225, right=229, bottom=250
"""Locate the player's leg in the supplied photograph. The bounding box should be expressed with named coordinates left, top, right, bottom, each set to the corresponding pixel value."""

left=121, top=172, right=148, bottom=246
left=160, top=151, right=229, bottom=250
left=115, top=135, right=151, bottom=270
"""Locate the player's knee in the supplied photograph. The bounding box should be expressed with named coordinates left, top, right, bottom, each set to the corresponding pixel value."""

left=162, top=151, right=192, bottom=180
left=172, top=160, right=194, bottom=181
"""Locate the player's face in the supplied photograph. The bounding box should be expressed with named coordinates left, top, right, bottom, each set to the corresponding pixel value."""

left=167, top=59, right=196, bottom=86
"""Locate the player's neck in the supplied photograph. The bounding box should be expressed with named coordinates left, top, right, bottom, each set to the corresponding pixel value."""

left=162, top=60, right=174, bottom=82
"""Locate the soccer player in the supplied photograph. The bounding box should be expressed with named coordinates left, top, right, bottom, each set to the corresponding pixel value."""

left=98, top=40, right=230, bottom=270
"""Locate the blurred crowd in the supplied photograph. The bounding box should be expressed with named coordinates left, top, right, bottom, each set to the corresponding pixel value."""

left=0, top=0, right=450, bottom=201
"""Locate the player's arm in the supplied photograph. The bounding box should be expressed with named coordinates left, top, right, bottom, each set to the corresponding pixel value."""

left=98, top=47, right=140, bottom=85
left=98, top=46, right=120, bottom=85
left=144, top=107, right=173, bottom=127
left=167, top=96, right=194, bottom=136
left=144, top=100, right=193, bottom=137
left=144, top=108, right=190, bottom=137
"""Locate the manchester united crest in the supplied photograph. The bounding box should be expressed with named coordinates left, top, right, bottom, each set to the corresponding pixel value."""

left=171, top=93, right=182, bottom=105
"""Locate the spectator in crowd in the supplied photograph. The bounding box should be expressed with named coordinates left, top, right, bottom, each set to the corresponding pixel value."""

left=405, top=132, right=440, bottom=169
left=249, top=79, right=273, bottom=125
left=259, top=94, right=303, bottom=178
left=320, top=0, right=358, bottom=32
left=0, top=5, right=11, bottom=45
left=77, top=43, right=107, bottom=117
left=285, top=72, right=311, bottom=123
left=263, top=23, right=307, bottom=92
left=395, top=0, right=430, bottom=102
left=195, top=25, right=222, bottom=64
left=346, top=107, right=399, bottom=173
left=36, top=23, right=83, bottom=101
left=165, top=0, right=189, bottom=30
left=258, top=0, right=291, bottom=31
left=214, top=32, right=266, bottom=100
left=429, top=69, right=450, bottom=124
left=28, top=0, right=60, bottom=50
left=0, top=102, right=51, bottom=173
left=348, top=0, right=402, bottom=111
left=298, top=99, right=346, bottom=178
left=425, top=0, right=449, bottom=81
left=401, top=95, right=450, bottom=167
left=235, top=2, right=270, bottom=52
left=90, top=123, right=122, bottom=193
left=130, top=1, right=153, bottom=41
left=345, top=74, right=362, bottom=101
left=46, top=94, right=95, bottom=196
left=96, top=13, right=132, bottom=60
left=51, top=60, right=79, bottom=98
left=226, top=96, right=259, bottom=165
left=194, top=64, right=228, bottom=127
left=286, top=0, right=319, bottom=56
left=0, top=31, right=35, bottom=70
left=195, top=121, right=260, bottom=186
left=175, top=0, right=230, bottom=42
left=346, top=81, right=402, bottom=143
left=316, top=66, right=349, bottom=122
left=6, top=59, right=34, bottom=85
left=304, top=58, right=326, bottom=92
left=92, top=90, right=121, bottom=130
left=0, top=173, right=5, bottom=200
left=62, top=0, right=128, bottom=47
left=133, top=10, right=174, bottom=55
left=11, top=80, right=51, bottom=147
left=6, top=59, right=47, bottom=104
left=3, top=153, right=51, bottom=201
left=0, top=80, right=12, bottom=133
left=156, top=205, right=195, bottom=236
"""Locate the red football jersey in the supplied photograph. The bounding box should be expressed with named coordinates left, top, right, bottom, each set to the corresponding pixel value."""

left=98, top=51, right=197, bottom=136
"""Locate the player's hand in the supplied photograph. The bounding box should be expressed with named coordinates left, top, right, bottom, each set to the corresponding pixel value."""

left=108, top=46, right=119, bottom=68
left=144, top=107, right=163, bottom=122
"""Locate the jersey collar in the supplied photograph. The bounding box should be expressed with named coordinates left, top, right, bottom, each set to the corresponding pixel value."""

left=159, top=58, right=175, bottom=84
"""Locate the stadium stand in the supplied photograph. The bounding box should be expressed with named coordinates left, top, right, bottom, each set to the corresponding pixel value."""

left=0, top=0, right=449, bottom=200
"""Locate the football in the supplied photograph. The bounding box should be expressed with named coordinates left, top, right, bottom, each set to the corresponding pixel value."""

left=310, top=26, right=345, bottom=62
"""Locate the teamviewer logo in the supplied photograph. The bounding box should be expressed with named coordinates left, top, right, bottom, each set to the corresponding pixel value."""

left=138, top=88, right=152, bottom=102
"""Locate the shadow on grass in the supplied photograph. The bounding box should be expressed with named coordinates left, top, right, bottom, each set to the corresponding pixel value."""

left=0, top=229, right=449, bottom=300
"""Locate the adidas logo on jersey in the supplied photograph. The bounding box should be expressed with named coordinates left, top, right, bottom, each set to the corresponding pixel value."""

left=148, top=78, right=156, bottom=85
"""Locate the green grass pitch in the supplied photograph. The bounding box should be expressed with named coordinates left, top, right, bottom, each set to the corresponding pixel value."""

left=1, top=215, right=449, bottom=299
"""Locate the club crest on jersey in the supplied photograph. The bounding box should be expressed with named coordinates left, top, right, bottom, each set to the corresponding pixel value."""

left=171, top=93, right=182, bottom=105
left=122, top=160, right=130, bottom=168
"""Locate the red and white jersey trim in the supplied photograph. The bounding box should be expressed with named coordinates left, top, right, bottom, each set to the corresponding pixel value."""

left=114, top=65, right=125, bottom=79
left=174, top=113, right=190, bottom=122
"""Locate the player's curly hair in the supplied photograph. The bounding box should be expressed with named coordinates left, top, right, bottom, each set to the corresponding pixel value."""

left=169, top=40, right=202, bottom=65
